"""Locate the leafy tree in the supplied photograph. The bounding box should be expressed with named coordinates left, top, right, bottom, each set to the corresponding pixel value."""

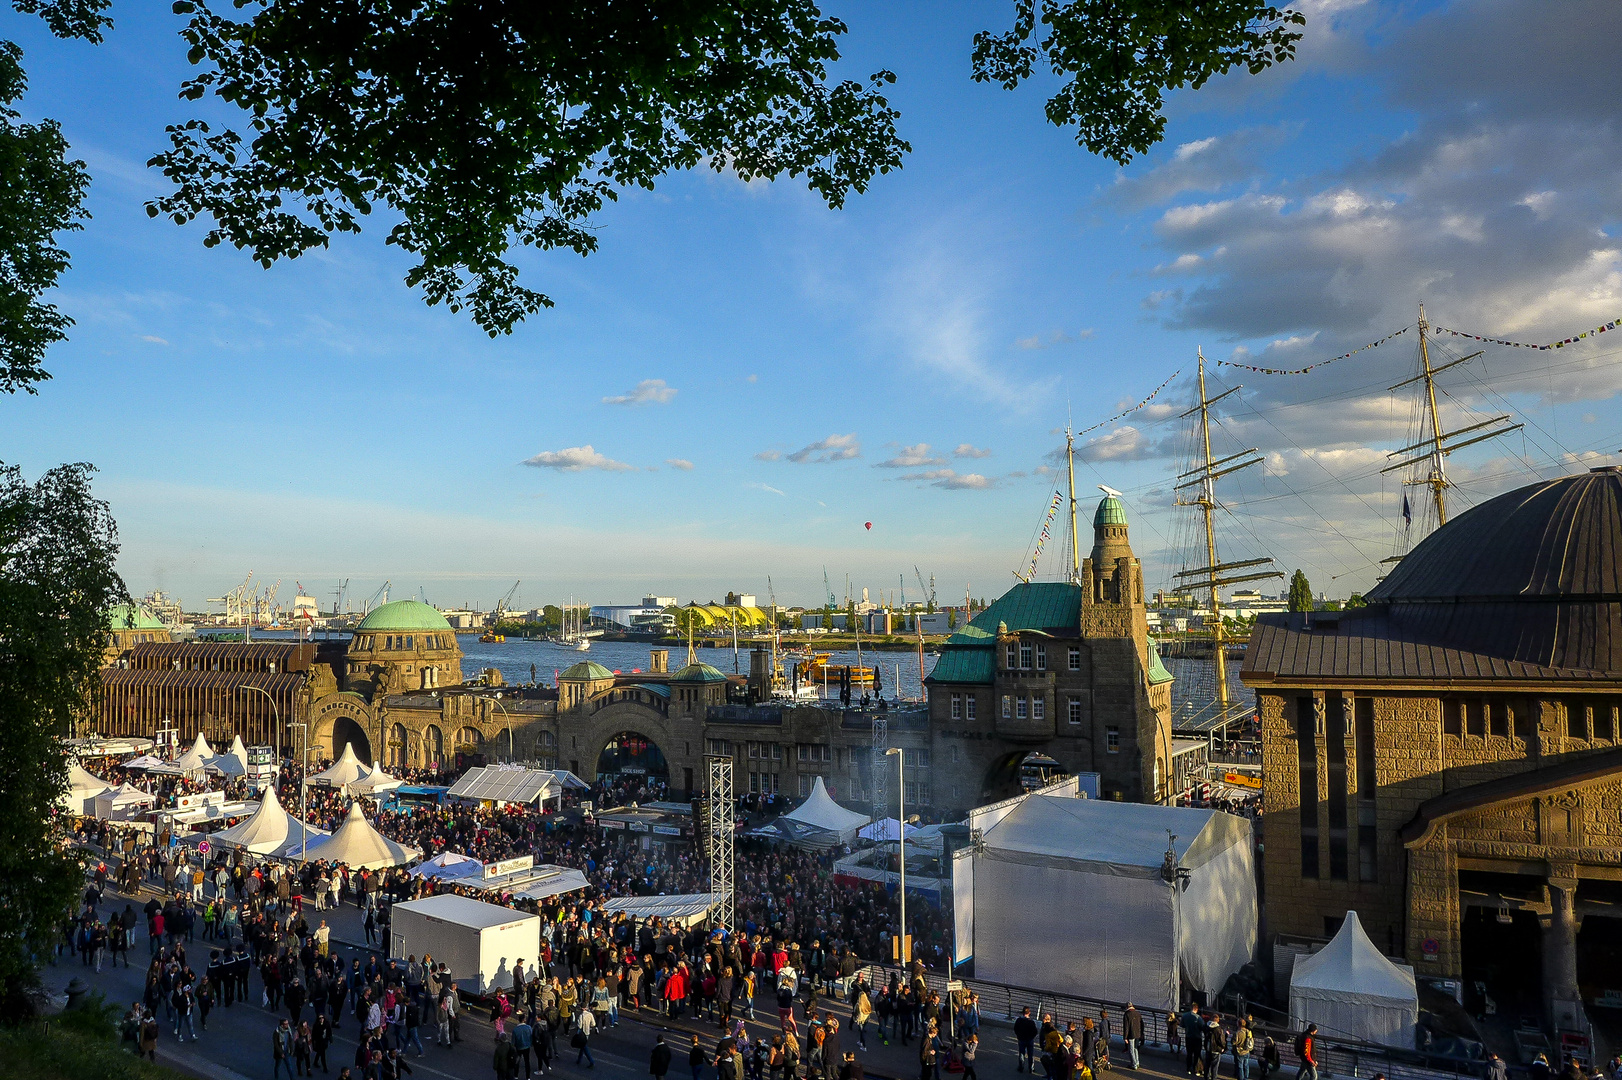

left=1287, top=568, right=1312, bottom=612
left=947, top=608, right=957, bottom=630
left=972, top=0, right=1305, bottom=164
left=0, top=0, right=112, bottom=393
left=149, top=0, right=908, bottom=335
left=1346, top=592, right=1367, bottom=609
left=0, top=461, right=125, bottom=1014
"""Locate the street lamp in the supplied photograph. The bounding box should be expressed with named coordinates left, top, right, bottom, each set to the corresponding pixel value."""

left=239, top=683, right=281, bottom=761
left=885, top=746, right=907, bottom=967
left=484, top=695, right=512, bottom=763
left=288, top=719, right=311, bottom=863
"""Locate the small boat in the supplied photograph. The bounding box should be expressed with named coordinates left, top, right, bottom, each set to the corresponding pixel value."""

left=796, top=653, right=876, bottom=687
left=480, top=632, right=506, bottom=643
left=574, top=639, right=591, bottom=651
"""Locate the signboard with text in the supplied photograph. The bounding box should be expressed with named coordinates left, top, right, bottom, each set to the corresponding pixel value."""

left=483, top=855, right=534, bottom=879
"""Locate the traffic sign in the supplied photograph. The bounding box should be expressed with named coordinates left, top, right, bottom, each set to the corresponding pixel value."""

left=198, top=840, right=211, bottom=854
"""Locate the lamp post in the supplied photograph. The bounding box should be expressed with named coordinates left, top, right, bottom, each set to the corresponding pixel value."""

left=485, top=695, right=512, bottom=763
left=288, top=719, right=310, bottom=862
left=885, top=746, right=907, bottom=966
left=239, top=683, right=281, bottom=763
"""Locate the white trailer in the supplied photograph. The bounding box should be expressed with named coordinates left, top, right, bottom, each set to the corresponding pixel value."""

left=388, top=894, right=541, bottom=996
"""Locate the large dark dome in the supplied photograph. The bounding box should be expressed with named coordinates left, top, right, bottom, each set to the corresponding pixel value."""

left=1366, top=467, right=1622, bottom=671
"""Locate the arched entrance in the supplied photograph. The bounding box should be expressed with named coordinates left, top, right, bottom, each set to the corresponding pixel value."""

left=423, top=725, right=444, bottom=769
left=387, top=722, right=409, bottom=769
left=453, top=725, right=484, bottom=770
left=332, top=715, right=373, bottom=765
left=596, top=731, right=670, bottom=801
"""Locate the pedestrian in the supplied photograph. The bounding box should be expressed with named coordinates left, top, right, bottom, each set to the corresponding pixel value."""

left=1294, top=1025, right=1318, bottom=1080
left=853, top=985, right=872, bottom=1052
left=1233, top=1019, right=1255, bottom=1080
left=513, top=1012, right=534, bottom=1079
left=962, top=1034, right=979, bottom=1080
left=1014, top=1007, right=1038, bottom=1074
left=1122, top=1004, right=1143, bottom=1071
left=919, top=1035, right=937, bottom=1080
left=535, top=1013, right=555, bottom=1076
left=573, top=1006, right=596, bottom=1068
left=494, top=1032, right=517, bottom=1080
left=273, top=1018, right=297, bottom=1080
left=140, top=1007, right=160, bottom=1062
left=314, top=1013, right=333, bottom=1074
left=651, top=1035, right=673, bottom=1080
left=691, top=1033, right=709, bottom=1080
left=1487, top=1054, right=1508, bottom=1080
left=295, top=1021, right=313, bottom=1077
left=1203, top=1016, right=1226, bottom=1080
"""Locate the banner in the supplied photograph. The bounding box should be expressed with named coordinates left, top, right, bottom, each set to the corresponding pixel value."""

left=1076, top=368, right=1181, bottom=436
left=1437, top=319, right=1622, bottom=351
left=1217, top=325, right=1410, bottom=375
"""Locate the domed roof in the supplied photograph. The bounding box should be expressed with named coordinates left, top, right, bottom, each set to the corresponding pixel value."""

left=355, top=600, right=452, bottom=631
left=672, top=661, right=728, bottom=683
left=1365, top=468, right=1622, bottom=672
left=559, top=660, right=615, bottom=681
left=1094, top=494, right=1128, bottom=527
left=1370, top=469, right=1622, bottom=603
left=108, top=603, right=167, bottom=631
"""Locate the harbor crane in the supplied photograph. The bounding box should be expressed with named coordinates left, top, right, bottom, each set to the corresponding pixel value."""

left=208, top=571, right=254, bottom=625
left=331, top=579, right=349, bottom=615
left=495, top=580, right=521, bottom=620
left=823, top=567, right=837, bottom=609
left=914, top=567, right=937, bottom=612
left=359, top=580, right=391, bottom=616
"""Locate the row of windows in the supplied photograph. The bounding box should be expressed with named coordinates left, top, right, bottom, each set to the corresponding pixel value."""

left=999, top=641, right=1087, bottom=672
left=948, top=694, right=978, bottom=720
left=1296, top=695, right=1378, bottom=885
left=1438, top=697, right=1622, bottom=742
left=747, top=741, right=783, bottom=761
left=1001, top=695, right=1047, bottom=721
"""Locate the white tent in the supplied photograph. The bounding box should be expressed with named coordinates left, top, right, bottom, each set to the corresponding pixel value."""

left=286, top=802, right=421, bottom=869
left=446, top=766, right=558, bottom=806
left=153, top=732, right=215, bottom=775
left=123, top=753, right=166, bottom=771
left=410, top=851, right=484, bottom=880
left=1288, top=911, right=1418, bottom=1048
left=213, top=785, right=327, bottom=855
left=510, top=865, right=590, bottom=901
left=94, top=782, right=157, bottom=821
left=306, top=743, right=371, bottom=789
left=957, top=790, right=1256, bottom=1011
left=858, top=817, right=918, bottom=843
left=205, top=735, right=249, bottom=777
left=348, top=764, right=403, bottom=795
left=764, top=777, right=869, bottom=847
left=60, top=763, right=111, bottom=814
left=600, top=893, right=722, bottom=927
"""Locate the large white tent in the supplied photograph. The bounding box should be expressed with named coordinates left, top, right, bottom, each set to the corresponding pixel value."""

left=410, top=851, right=484, bottom=880
left=757, top=777, right=869, bottom=848
left=348, top=764, right=403, bottom=795
left=955, top=790, right=1256, bottom=1011
left=205, top=735, right=249, bottom=777
left=213, top=785, right=327, bottom=855
left=306, top=743, right=371, bottom=790
left=94, top=782, right=157, bottom=821
left=60, top=763, right=111, bottom=814
left=600, top=893, right=721, bottom=927
left=1288, top=912, right=1418, bottom=1047
left=286, top=802, right=421, bottom=868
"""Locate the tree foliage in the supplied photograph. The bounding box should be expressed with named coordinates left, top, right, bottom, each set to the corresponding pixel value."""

left=147, top=0, right=909, bottom=336
left=0, top=462, right=125, bottom=1015
left=972, top=0, right=1305, bottom=165
left=1287, top=568, right=1312, bottom=612
left=0, top=0, right=111, bottom=393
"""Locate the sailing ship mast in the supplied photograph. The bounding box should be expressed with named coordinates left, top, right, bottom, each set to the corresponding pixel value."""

left=1067, top=426, right=1082, bottom=584
left=1382, top=301, right=1521, bottom=535
left=1174, top=349, right=1282, bottom=720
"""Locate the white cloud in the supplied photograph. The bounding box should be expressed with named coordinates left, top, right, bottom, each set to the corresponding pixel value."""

left=876, top=443, right=946, bottom=468
left=666, top=458, right=695, bottom=471
left=894, top=467, right=998, bottom=490
left=1015, top=329, right=1095, bottom=350
left=521, top=446, right=635, bottom=472
left=746, top=374, right=758, bottom=383
left=954, top=443, right=992, bottom=459
left=745, top=482, right=787, bottom=497
left=602, top=379, right=677, bottom=406
left=753, top=449, right=781, bottom=461
left=786, top=433, right=861, bottom=463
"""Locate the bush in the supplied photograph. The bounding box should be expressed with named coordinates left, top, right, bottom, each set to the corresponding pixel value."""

left=0, top=1017, right=186, bottom=1080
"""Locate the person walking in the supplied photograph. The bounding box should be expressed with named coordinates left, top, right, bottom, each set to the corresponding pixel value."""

left=512, top=1013, right=534, bottom=1080
left=313, top=1013, right=333, bottom=1074
left=962, top=1035, right=979, bottom=1080
left=1014, top=1007, right=1039, bottom=1074
left=494, top=1033, right=517, bottom=1080
left=1203, top=1017, right=1227, bottom=1080
left=572, top=1006, right=596, bottom=1068
left=294, top=1021, right=313, bottom=1077
left=1294, top=1025, right=1318, bottom=1080
left=690, top=1034, right=709, bottom=1080
left=651, top=1035, right=673, bottom=1080
left=1122, top=1005, right=1143, bottom=1071
left=273, top=1018, right=297, bottom=1080
left=1233, top=1019, right=1255, bottom=1080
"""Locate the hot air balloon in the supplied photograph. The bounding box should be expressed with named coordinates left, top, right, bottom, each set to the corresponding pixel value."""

left=864, top=521, right=872, bottom=530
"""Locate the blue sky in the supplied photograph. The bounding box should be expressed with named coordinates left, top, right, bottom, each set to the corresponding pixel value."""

left=6, top=1, right=1622, bottom=612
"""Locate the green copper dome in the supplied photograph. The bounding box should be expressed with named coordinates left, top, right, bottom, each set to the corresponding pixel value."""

left=355, top=600, right=453, bottom=631
left=1094, top=494, right=1128, bottom=527
left=672, top=661, right=728, bottom=683
left=559, top=660, right=615, bottom=681
left=108, top=603, right=167, bottom=631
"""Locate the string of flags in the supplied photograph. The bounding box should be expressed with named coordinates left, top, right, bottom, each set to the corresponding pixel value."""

left=1024, top=491, right=1065, bottom=582
left=1076, top=368, right=1181, bottom=437
left=1217, top=325, right=1411, bottom=375
left=1436, top=319, right=1622, bottom=350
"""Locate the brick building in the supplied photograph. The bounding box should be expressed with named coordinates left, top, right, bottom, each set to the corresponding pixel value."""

left=1244, top=467, right=1622, bottom=1030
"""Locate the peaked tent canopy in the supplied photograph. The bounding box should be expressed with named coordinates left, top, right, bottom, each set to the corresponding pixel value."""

left=206, top=735, right=249, bottom=777
left=287, top=803, right=421, bottom=869
left=409, top=851, right=484, bottom=880
left=858, top=817, right=918, bottom=843
left=154, top=732, right=216, bottom=775
left=349, top=764, right=403, bottom=795
left=213, top=785, right=327, bottom=854
left=61, top=763, right=111, bottom=813
left=306, top=743, right=371, bottom=789
left=757, top=777, right=870, bottom=848
left=1288, top=911, right=1418, bottom=1047
left=123, top=754, right=166, bottom=771
left=94, top=782, right=157, bottom=820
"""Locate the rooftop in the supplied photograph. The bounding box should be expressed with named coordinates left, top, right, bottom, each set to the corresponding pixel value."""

left=559, top=660, right=615, bottom=681
left=355, top=600, right=453, bottom=632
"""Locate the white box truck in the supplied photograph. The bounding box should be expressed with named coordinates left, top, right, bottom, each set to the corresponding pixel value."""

left=388, top=894, right=541, bottom=996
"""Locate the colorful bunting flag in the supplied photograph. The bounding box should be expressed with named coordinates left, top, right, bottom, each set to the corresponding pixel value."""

left=1076, top=369, right=1182, bottom=437
left=1216, top=326, right=1411, bottom=376
left=1435, top=320, right=1622, bottom=351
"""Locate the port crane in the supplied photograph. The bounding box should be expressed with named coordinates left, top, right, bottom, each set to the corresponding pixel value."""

left=823, top=568, right=837, bottom=610
left=494, top=580, right=521, bottom=621
left=331, top=579, right=349, bottom=615
left=208, top=571, right=254, bottom=625
left=914, top=566, right=936, bottom=613
left=359, top=580, right=391, bottom=616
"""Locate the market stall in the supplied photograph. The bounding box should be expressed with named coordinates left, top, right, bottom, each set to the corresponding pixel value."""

left=1288, top=911, right=1418, bottom=1047
left=305, top=743, right=371, bottom=790
left=285, top=802, right=421, bottom=868
left=446, top=765, right=559, bottom=808
left=212, top=785, right=327, bottom=855
left=751, top=777, right=869, bottom=849
left=60, top=762, right=111, bottom=815
left=94, top=782, right=157, bottom=821
left=599, top=893, right=722, bottom=927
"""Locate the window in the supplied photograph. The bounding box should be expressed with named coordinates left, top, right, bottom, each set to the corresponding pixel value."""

left=1298, top=696, right=1320, bottom=879
left=1355, top=697, right=1377, bottom=883
left=1326, top=692, right=1349, bottom=881
left=1442, top=698, right=1461, bottom=736
left=1016, top=697, right=1028, bottom=720
left=772, top=743, right=782, bottom=761
left=1006, top=643, right=1017, bottom=669
left=1068, top=647, right=1081, bottom=671
left=706, top=739, right=733, bottom=756
left=404, top=635, right=413, bottom=649
left=1567, top=698, right=1589, bottom=740
left=904, top=781, right=932, bottom=806
left=966, top=696, right=976, bottom=721
left=1032, top=697, right=1045, bottom=721
left=1002, top=696, right=1011, bottom=719
left=1020, top=642, right=1033, bottom=670
left=1598, top=703, right=1617, bottom=742
left=904, top=748, right=931, bottom=768
left=1036, top=644, right=1047, bottom=671
left=1465, top=699, right=1486, bottom=738
left=950, top=693, right=962, bottom=720
left=1068, top=697, right=1082, bottom=725
left=1106, top=725, right=1120, bottom=754
left=797, top=743, right=831, bottom=762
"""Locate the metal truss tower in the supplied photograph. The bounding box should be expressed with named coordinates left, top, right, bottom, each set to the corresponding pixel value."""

left=871, top=712, right=889, bottom=824
left=706, top=755, right=735, bottom=932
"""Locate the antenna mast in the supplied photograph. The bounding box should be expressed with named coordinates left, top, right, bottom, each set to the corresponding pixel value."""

left=1174, top=349, right=1281, bottom=721
left=1067, top=426, right=1081, bottom=584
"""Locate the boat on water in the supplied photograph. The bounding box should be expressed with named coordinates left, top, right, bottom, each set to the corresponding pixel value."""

left=479, top=631, right=506, bottom=643
left=794, top=652, right=876, bottom=687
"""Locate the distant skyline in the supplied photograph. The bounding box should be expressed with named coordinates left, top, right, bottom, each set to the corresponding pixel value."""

left=6, top=1, right=1622, bottom=611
